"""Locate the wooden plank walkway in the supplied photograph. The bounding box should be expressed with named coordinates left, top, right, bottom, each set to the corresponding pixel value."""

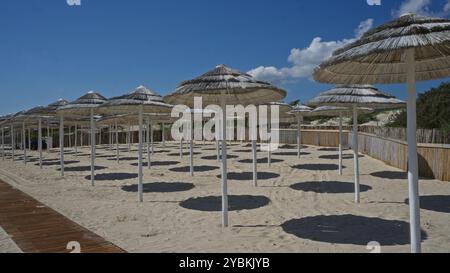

left=0, top=180, right=126, bottom=253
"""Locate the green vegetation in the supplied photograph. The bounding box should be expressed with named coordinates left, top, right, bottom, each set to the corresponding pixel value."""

left=349, top=111, right=379, bottom=125
left=387, top=82, right=450, bottom=133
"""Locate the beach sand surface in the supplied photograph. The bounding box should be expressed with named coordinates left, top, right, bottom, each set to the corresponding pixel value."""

left=0, top=142, right=449, bottom=253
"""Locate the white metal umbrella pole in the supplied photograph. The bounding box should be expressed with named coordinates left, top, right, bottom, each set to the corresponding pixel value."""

left=22, top=122, right=26, bottom=165
left=180, top=139, right=183, bottom=158
left=146, top=118, right=151, bottom=169
left=90, top=109, right=96, bottom=187
left=127, top=124, right=131, bottom=152
left=11, top=125, right=15, bottom=161
left=68, top=126, right=72, bottom=148
left=38, top=118, right=42, bottom=169
left=162, top=122, right=166, bottom=148
left=109, top=125, right=112, bottom=150
left=115, top=120, right=120, bottom=164
left=220, top=92, right=229, bottom=228
left=74, top=123, right=78, bottom=156
left=151, top=123, right=154, bottom=154
left=47, top=123, right=50, bottom=152
left=99, top=127, right=102, bottom=146
left=352, top=105, right=360, bottom=203
left=190, top=115, right=194, bottom=176
left=252, top=140, right=258, bottom=187
left=216, top=140, right=220, bottom=161
left=267, top=112, right=271, bottom=167
left=28, top=127, right=31, bottom=152
left=59, top=115, right=64, bottom=177
left=406, top=48, right=421, bottom=253
left=1, top=127, right=4, bottom=160
left=80, top=127, right=84, bottom=148
left=338, top=112, right=343, bottom=176
left=297, top=114, right=302, bottom=158
left=138, top=105, right=144, bottom=203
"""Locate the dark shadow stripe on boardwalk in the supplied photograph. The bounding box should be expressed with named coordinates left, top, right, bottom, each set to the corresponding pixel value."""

left=0, top=180, right=126, bottom=253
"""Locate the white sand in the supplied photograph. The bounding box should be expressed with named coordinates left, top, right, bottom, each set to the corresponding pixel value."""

left=0, top=225, right=22, bottom=253
left=0, top=142, right=449, bottom=253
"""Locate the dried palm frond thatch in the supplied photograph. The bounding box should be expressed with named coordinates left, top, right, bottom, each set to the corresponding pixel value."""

left=263, top=102, right=293, bottom=119
left=98, top=85, right=172, bottom=115
left=314, top=13, right=450, bottom=84
left=290, top=103, right=313, bottom=114
left=308, top=85, right=405, bottom=109
left=308, top=106, right=373, bottom=117
left=57, top=91, right=107, bottom=117
left=165, top=64, right=286, bottom=106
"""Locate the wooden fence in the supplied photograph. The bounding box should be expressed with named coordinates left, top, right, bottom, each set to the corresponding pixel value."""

left=279, top=129, right=450, bottom=182
left=291, top=126, right=450, bottom=144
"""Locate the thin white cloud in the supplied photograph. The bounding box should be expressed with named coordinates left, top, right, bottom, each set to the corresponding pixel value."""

left=248, top=19, right=374, bottom=83
left=393, top=0, right=450, bottom=17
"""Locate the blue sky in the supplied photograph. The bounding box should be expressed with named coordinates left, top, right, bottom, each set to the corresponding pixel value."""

left=1, top=0, right=450, bottom=115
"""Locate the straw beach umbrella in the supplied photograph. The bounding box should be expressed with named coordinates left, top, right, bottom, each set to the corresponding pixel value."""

left=18, top=99, right=69, bottom=168
left=9, top=110, right=32, bottom=164
left=309, top=85, right=405, bottom=204
left=57, top=91, right=107, bottom=185
left=20, top=106, right=54, bottom=168
left=308, top=106, right=373, bottom=175
left=289, top=103, right=313, bottom=158
left=98, top=85, right=172, bottom=202
left=165, top=64, right=286, bottom=227
left=313, top=13, right=450, bottom=253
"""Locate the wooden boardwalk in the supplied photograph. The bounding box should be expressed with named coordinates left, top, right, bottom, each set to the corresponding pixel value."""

left=0, top=180, right=126, bottom=253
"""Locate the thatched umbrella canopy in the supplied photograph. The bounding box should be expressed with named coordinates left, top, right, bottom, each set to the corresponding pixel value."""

left=56, top=91, right=107, bottom=182
left=166, top=64, right=286, bottom=228
left=308, top=85, right=406, bottom=108
left=8, top=108, right=48, bottom=165
left=19, top=106, right=56, bottom=168
left=312, top=13, right=450, bottom=253
left=309, top=106, right=373, bottom=117
left=309, top=85, right=405, bottom=205
left=165, top=64, right=286, bottom=106
left=7, top=111, right=28, bottom=161
left=309, top=106, right=374, bottom=175
left=98, top=85, right=172, bottom=202
left=289, top=103, right=313, bottom=158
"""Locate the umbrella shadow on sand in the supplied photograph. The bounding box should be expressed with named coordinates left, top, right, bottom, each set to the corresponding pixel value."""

left=217, top=172, right=280, bottom=181
left=122, top=182, right=195, bottom=193
left=170, top=166, right=220, bottom=173
left=292, top=164, right=344, bottom=171
left=201, top=155, right=239, bottom=160
left=57, top=166, right=108, bottom=172
left=370, top=171, right=408, bottom=180
left=238, top=158, right=284, bottom=164
left=281, top=215, right=428, bottom=246
left=106, top=157, right=138, bottom=161
left=179, top=195, right=271, bottom=212
left=130, top=161, right=180, bottom=167
left=318, top=148, right=339, bottom=152
left=272, top=152, right=310, bottom=157
left=36, top=160, right=80, bottom=166
left=84, top=173, right=138, bottom=181
left=405, top=196, right=450, bottom=214
left=167, top=152, right=202, bottom=157
left=290, top=181, right=372, bottom=194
